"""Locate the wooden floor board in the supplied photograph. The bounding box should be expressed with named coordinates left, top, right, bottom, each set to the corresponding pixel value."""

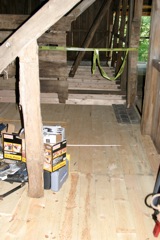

left=95, top=174, right=117, bottom=240
left=0, top=103, right=159, bottom=240
left=124, top=175, right=154, bottom=240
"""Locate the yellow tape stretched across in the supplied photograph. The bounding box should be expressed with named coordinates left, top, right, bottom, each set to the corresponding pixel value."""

left=92, top=49, right=129, bottom=81
left=39, top=46, right=137, bottom=81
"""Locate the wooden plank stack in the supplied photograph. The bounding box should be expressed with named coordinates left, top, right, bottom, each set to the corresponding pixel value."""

left=0, top=14, right=75, bottom=103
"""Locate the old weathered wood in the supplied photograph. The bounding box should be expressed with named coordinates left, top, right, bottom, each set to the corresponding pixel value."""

left=152, top=59, right=160, bottom=72
left=69, top=0, right=112, bottom=77
left=0, top=0, right=82, bottom=198
left=141, top=0, right=160, bottom=152
left=0, top=0, right=81, bottom=74
left=0, top=14, right=28, bottom=29
left=120, top=0, right=129, bottom=91
left=19, top=40, right=44, bottom=198
left=40, top=79, right=68, bottom=93
left=69, top=0, right=97, bottom=19
left=115, top=0, right=128, bottom=73
left=0, top=77, right=16, bottom=89
left=111, top=0, right=121, bottom=67
left=51, top=0, right=97, bottom=32
left=0, top=103, right=159, bottom=238
left=127, top=0, right=143, bottom=107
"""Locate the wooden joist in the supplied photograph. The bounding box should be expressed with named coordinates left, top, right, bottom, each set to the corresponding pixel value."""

left=0, top=0, right=81, bottom=74
left=0, top=90, right=126, bottom=105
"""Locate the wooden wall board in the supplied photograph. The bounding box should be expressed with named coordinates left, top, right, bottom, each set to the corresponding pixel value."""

left=0, top=102, right=21, bottom=127
left=127, top=0, right=143, bottom=107
left=39, top=62, right=67, bottom=78
left=38, top=31, right=66, bottom=46
left=0, top=15, right=28, bottom=29
left=0, top=0, right=40, bottom=15
left=40, top=79, right=68, bottom=93
left=39, top=50, right=66, bottom=62
left=0, top=31, right=12, bottom=42
left=141, top=0, right=160, bottom=153
left=0, top=78, right=16, bottom=90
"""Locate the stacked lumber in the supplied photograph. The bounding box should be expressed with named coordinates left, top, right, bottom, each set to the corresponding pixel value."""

left=0, top=64, right=126, bottom=105
left=40, top=64, right=126, bottom=105
left=66, top=64, right=126, bottom=105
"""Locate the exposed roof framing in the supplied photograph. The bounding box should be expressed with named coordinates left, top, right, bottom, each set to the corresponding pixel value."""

left=0, top=0, right=82, bottom=74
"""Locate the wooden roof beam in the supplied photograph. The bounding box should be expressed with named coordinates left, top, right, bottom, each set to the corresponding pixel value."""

left=0, top=0, right=81, bottom=74
left=69, top=0, right=97, bottom=19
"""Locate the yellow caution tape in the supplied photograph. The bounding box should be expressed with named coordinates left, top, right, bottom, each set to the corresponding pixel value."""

left=39, top=46, right=137, bottom=81
left=39, top=46, right=137, bottom=52
left=92, top=49, right=129, bottom=81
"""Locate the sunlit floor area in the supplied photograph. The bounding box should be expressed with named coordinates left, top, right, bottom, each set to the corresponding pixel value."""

left=0, top=103, right=159, bottom=240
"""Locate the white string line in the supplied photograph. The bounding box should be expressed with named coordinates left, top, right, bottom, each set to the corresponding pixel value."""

left=67, top=144, right=122, bottom=147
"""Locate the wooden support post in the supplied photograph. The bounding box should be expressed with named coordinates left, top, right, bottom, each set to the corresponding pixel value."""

left=111, top=0, right=121, bottom=67
left=0, top=0, right=81, bottom=74
left=127, top=0, right=143, bottom=107
left=115, top=0, right=128, bottom=73
left=141, top=0, right=160, bottom=137
left=120, top=0, right=129, bottom=91
left=19, top=41, right=44, bottom=198
left=69, top=0, right=112, bottom=77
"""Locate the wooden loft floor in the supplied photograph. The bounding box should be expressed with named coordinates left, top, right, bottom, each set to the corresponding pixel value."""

left=0, top=103, right=159, bottom=240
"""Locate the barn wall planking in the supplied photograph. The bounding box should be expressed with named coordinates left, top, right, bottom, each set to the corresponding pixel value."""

left=0, top=13, right=69, bottom=102
left=0, top=0, right=41, bottom=14
left=67, top=0, right=109, bottom=61
left=141, top=0, right=160, bottom=153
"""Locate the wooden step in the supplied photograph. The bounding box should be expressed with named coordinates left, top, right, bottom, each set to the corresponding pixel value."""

left=68, top=78, right=120, bottom=90
left=0, top=90, right=126, bottom=105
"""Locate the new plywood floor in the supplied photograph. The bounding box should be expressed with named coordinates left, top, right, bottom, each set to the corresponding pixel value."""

left=0, top=103, right=159, bottom=240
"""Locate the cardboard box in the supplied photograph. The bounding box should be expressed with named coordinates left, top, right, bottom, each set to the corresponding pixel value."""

left=43, top=125, right=65, bottom=144
left=3, top=126, right=67, bottom=172
left=44, top=139, right=67, bottom=172
left=3, top=133, right=22, bottom=161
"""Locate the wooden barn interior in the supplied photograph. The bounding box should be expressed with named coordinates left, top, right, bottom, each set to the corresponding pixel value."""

left=0, top=0, right=160, bottom=239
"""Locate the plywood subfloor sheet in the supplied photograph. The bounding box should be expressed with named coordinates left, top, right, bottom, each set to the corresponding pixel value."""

left=0, top=103, right=159, bottom=240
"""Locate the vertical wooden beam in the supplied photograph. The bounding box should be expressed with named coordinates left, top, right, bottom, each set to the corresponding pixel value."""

left=106, top=4, right=113, bottom=49
left=115, top=0, right=128, bottom=73
left=120, top=0, right=129, bottom=90
left=0, top=0, right=81, bottom=74
left=69, top=0, right=112, bottom=77
left=141, top=0, right=160, bottom=135
left=19, top=41, right=44, bottom=198
left=111, top=0, right=121, bottom=67
left=127, top=0, right=143, bottom=107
